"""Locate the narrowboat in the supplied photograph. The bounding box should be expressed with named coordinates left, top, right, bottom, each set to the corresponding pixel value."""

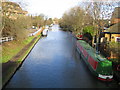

left=76, top=40, right=113, bottom=81
left=76, top=33, right=83, bottom=40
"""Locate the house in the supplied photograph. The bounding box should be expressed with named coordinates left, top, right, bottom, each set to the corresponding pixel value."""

left=111, top=7, right=120, bottom=24
left=104, top=22, right=120, bottom=42
left=2, top=1, right=28, bottom=19
left=103, top=7, right=120, bottom=42
left=100, top=7, right=120, bottom=61
left=98, top=7, right=120, bottom=58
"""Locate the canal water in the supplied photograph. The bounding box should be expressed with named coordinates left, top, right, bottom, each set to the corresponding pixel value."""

left=5, top=25, right=119, bottom=88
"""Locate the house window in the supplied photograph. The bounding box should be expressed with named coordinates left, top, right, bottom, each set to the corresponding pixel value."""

left=115, top=37, right=120, bottom=42
left=112, top=36, right=114, bottom=39
left=105, top=37, right=108, bottom=41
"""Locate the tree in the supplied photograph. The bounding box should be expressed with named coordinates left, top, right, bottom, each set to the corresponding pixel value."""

left=32, top=15, right=45, bottom=28
left=46, top=18, right=53, bottom=25
left=83, top=26, right=94, bottom=36
left=2, top=1, right=31, bottom=40
left=82, top=1, right=118, bottom=53
left=59, top=6, right=86, bottom=33
left=59, top=5, right=95, bottom=35
left=2, top=16, right=28, bottom=39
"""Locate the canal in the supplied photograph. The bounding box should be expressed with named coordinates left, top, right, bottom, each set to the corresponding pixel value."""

left=5, top=25, right=119, bottom=88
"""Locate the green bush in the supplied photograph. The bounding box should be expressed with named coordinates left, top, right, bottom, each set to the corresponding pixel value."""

left=83, top=26, right=95, bottom=36
left=107, top=42, right=120, bottom=52
left=106, top=42, right=120, bottom=61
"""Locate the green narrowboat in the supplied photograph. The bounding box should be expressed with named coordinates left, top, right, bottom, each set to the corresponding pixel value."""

left=76, top=40, right=113, bottom=81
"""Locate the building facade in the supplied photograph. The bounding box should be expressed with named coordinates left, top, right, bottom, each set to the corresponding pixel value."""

left=2, top=1, right=28, bottom=19
left=104, top=7, right=120, bottom=42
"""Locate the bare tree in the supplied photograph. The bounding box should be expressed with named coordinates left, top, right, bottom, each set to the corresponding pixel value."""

left=82, top=1, right=118, bottom=53
left=60, top=6, right=85, bottom=33
left=1, top=1, right=32, bottom=40
left=32, top=15, right=45, bottom=28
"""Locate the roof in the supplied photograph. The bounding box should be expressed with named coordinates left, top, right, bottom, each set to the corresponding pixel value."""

left=108, top=22, right=120, bottom=33
left=111, top=7, right=120, bottom=19
left=2, top=2, right=28, bottom=15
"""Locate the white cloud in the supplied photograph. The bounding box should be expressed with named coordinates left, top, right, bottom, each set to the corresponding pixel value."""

left=25, top=0, right=82, bottom=18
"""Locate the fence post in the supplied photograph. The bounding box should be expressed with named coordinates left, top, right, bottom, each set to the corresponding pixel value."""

left=0, top=38, right=2, bottom=43
left=0, top=36, right=14, bottom=43
left=11, top=37, right=13, bottom=41
left=6, top=37, right=8, bottom=42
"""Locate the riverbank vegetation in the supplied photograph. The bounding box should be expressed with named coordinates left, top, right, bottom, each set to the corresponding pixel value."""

left=59, top=1, right=119, bottom=61
left=2, top=36, right=34, bottom=63
left=1, top=1, right=53, bottom=63
left=2, top=35, right=41, bottom=87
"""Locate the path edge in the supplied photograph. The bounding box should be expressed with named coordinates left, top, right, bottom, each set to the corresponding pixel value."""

left=2, top=35, right=41, bottom=89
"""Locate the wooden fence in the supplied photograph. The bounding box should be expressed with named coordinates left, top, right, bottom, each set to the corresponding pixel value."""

left=0, top=36, right=14, bottom=43
left=1, top=27, right=44, bottom=43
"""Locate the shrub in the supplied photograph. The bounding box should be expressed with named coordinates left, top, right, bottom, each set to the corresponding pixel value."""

left=83, top=26, right=95, bottom=36
left=2, top=16, right=28, bottom=40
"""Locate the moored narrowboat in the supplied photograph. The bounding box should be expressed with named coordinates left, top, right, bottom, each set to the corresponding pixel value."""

left=76, top=40, right=113, bottom=81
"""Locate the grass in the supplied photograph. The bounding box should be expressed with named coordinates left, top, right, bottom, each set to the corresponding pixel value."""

left=2, top=36, right=35, bottom=63
left=17, top=35, right=41, bottom=62
left=2, top=35, right=41, bottom=87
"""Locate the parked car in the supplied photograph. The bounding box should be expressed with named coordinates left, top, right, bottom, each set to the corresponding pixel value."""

left=42, top=29, right=48, bottom=36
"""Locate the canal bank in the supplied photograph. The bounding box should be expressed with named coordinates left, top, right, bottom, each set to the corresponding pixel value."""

left=2, top=35, right=41, bottom=89
left=4, top=25, right=120, bottom=88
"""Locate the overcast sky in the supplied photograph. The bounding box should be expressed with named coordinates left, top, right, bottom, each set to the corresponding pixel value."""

left=28, top=0, right=83, bottom=18
left=8, top=0, right=87, bottom=18
left=8, top=0, right=120, bottom=18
